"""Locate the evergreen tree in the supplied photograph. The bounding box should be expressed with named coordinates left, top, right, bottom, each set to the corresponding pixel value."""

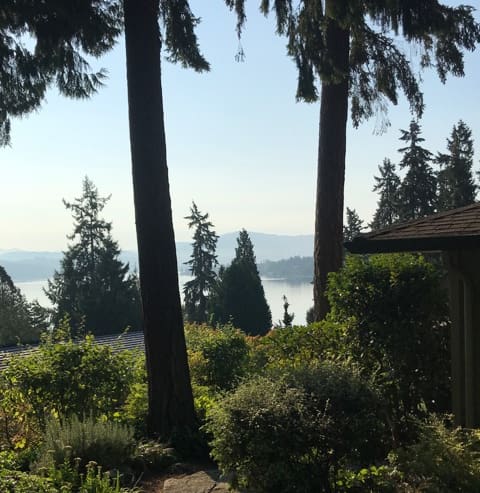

left=398, top=121, right=437, bottom=221
left=183, top=202, right=219, bottom=323
left=45, top=177, right=141, bottom=335
left=371, top=159, right=401, bottom=230
left=343, top=207, right=365, bottom=242
left=436, top=120, right=477, bottom=212
left=0, top=1, right=121, bottom=146
left=227, top=0, right=480, bottom=320
left=210, top=230, right=272, bottom=335
left=0, top=266, right=43, bottom=346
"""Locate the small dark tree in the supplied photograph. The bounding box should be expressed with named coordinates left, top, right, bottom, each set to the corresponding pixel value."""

left=343, top=208, right=365, bottom=242
left=371, top=159, right=401, bottom=230
left=398, top=121, right=437, bottom=221
left=183, top=202, right=219, bottom=323
left=282, top=295, right=294, bottom=327
left=210, top=230, right=272, bottom=335
left=437, top=120, right=477, bottom=212
left=45, top=177, right=141, bottom=335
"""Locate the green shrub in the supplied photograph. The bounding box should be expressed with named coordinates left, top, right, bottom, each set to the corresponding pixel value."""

left=0, top=470, right=57, bottom=493
left=207, top=363, right=387, bottom=493
left=0, top=325, right=140, bottom=448
left=36, top=415, right=135, bottom=471
left=279, top=363, right=389, bottom=465
left=251, top=322, right=348, bottom=371
left=327, top=254, right=451, bottom=435
left=185, top=324, right=249, bottom=390
left=390, top=415, right=480, bottom=492
left=207, top=375, right=328, bottom=492
left=335, top=465, right=400, bottom=492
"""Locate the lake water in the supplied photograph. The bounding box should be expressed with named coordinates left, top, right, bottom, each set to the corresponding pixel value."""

left=17, top=275, right=312, bottom=326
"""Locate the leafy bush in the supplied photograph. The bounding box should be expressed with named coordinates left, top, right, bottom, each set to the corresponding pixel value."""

left=0, top=324, right=139, bottom=447
left=251, top=322, right=347, bottom=371
left=0, top=470, right=57, bottom=493
left=335, top=465, right=399, bottom=492
left=390, top=415, right=480, bottom=492
left=327, top=254, right=451, bottom=435
left=36, top=415, right=135, bottom=471
left=185, top=324, right=249, bottom=390
left=207, top=363, right=387, bottom=492
left=207, top=375, right=328, bottom=492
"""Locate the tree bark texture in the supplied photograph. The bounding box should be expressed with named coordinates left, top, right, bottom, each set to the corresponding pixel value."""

left=124, top=0, right=196, bottom=438
left=313, top=14, right=350, bottom=321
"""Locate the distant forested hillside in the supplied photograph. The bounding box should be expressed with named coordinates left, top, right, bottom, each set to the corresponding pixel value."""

left=258, top=256, right=313, bottom=281
left=2, top=233, right=314, bottom=282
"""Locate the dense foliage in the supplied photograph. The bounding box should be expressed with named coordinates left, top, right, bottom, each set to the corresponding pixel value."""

left=0, top=323, right=139, bottom=449
left=327, top=254, right=451, bottom=437
left=45, top=178, right=141, bottom=336
left=207, top=364, right=387, bottom=493
left=185, top=324, right=249, bottom=391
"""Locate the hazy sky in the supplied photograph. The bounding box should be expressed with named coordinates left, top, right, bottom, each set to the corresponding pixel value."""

left=2, top=1, right=479, bottom=251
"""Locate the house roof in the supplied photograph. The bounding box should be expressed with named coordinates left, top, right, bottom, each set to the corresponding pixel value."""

left=345, top=202, right=480, bottom=254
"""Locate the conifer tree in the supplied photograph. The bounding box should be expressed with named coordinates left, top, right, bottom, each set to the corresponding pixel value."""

left=281, top=295, right=294, bottom=327
left=183, top=202, right=219, bottom=323
left=210, top=230, right=272, bottom=335
left=227, top=0, right=480, bottom=320
left=436, top=120, right=477, bottom=212
left=371, top=159, right=401, bottom=230
left=46, top=177, right=141, bottom=335
left=398, top=121, right=437, bottom=221
left=0, top=266, right=44, bottom=346
left=343, top=207, right=365, bottom=242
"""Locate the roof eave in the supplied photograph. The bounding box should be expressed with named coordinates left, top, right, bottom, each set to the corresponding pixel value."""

left=345, top=235, right=480, bottom=254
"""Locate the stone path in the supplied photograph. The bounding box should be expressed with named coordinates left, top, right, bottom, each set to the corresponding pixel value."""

left=162, top=470, right=237, bottom=493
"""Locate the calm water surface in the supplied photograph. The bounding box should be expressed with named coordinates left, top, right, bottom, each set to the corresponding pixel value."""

left=17, top=276, right=312, bottom=326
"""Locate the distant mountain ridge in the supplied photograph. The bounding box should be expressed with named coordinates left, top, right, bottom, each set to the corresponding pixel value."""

left=1, top=232, right=314, bottom=282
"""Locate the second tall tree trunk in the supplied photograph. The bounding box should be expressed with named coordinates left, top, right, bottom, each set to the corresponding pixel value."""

left=124, top=0, right=196, bottom=438
left=313, top=15, right=350, bottom=321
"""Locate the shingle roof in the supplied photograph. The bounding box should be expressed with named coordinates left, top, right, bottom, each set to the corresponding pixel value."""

left=345, top=202, right=480, bottom=254
left=0, top=330, right=145, bottom=371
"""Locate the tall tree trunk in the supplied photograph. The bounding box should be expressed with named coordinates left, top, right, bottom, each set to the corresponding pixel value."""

left=124, top=0, right=196, bottom=438
left=313, top=15, right=350, bottom=321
